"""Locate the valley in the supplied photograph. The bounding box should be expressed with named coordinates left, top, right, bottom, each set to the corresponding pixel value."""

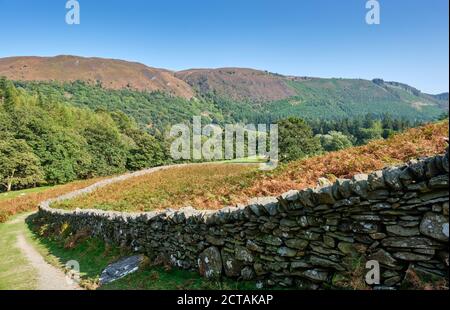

left=0, top=55, right=448, bottom=292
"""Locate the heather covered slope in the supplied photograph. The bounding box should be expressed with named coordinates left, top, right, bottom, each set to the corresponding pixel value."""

left=241, top=120, right=449, bottom=199
left=0, top=56, right=194, bottom=98
left=175, top=68, right=299, bottom=102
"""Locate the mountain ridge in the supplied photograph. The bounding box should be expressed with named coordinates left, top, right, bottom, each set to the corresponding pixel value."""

left=0, top=55, right=195, bottom=99
left=1, top=55, right=447, bottom=97
left=1, top=55, right=448, bottom=122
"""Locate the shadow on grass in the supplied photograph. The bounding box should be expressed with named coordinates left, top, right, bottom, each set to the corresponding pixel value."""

left=25, top=213, right=117, bottom=281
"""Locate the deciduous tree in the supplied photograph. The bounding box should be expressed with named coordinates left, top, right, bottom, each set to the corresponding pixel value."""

left=278, top=117, right=322, bottom=162
left=0, top=138, right=44, bottom=192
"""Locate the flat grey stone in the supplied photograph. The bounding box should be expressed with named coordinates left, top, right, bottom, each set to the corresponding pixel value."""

left=99, top=255, right=144, bottom=285
left=386, top=225, right=420, bottom=237
left=420, top=212, right=449, bottom=242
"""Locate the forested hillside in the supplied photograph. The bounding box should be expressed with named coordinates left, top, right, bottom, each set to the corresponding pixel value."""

left=0, top=78, right=166, bottom=191
left=15, top=80, right=227, bottom=135
left=264, top=78, right=446, bottom=120
left=177, top=67, right=447, bottom=120
left=15, top=80, right=447, bottom=135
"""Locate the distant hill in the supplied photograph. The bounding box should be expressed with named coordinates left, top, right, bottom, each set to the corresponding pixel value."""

left=1, top=55, right=448, bottom=123
left=175, top=68, right=300, bottom=102
left=177, top=69, right=448, bottom=112
left=432, top=92, right=449, bottom=101
left=430, top=92, right=449, bottom=110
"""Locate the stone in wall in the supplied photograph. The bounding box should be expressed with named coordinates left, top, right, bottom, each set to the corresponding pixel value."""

left=198, top=247, right=222, bottom=279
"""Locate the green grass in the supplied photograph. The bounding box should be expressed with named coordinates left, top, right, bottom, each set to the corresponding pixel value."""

left=28, top=229, right=129, bottom=289
left=219, top=155, right=268, bottom=164
left=103, top=266, right=258, bottom=290
left=0, top=186, right=55, bottom=202
left=0, top=214, right=38, bottom=290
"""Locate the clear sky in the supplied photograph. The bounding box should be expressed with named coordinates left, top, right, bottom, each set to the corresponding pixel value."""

left=0, top=0, right=448, bottom=93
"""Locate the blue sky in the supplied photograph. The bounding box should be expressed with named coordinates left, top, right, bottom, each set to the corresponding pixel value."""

left=0, top=0, right=448, bottom=93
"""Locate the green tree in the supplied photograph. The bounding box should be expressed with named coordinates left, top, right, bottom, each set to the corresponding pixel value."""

left=2, top=79, right=20, bottom=110
left=0, top=76, right=6, bottom=100
left=84, top=124, right=128, bottom=176
left=0, top=138, right=45, bottom=192
left=317, top=131, right=354, bottom=152
left=38, top=130, right=92, bottom=184
left=278, top=117, right=322, bottom=162
left=358, top=120, right=384, bottom=143
left=126, top=129, right=166, bottom=170
left=0, top=105, right=12, bottom=133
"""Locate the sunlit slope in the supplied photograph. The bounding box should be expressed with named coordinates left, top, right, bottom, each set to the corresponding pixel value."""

left=55, top=121, right=448, bottom=212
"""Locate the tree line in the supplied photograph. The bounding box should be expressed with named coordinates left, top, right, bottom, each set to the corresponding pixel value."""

left=277, top=114, right=429, bottom=163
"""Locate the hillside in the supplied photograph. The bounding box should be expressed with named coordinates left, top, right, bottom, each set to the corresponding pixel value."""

left=14, top=80, right=226, bottom=133
left=0, top=56, right=194, bottom=98
left=53, top=121, right=449, bottom=212
left=177, top=68, right=448, bottom=112
left=175, top=68, right=299, bottom=102
left=433, top=92, right=449, bottom=101
left=12, top=79, right=446, bottom=135
left=1, top=56, right=448, bottom=124
left=263, top=78, right=447, bottom=120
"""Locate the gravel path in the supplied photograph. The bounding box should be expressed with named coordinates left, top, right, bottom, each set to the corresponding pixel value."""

left=16, top=232, right=83, bottom=290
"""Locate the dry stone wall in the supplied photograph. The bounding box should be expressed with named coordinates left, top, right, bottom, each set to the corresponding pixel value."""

left=36, top=149, right=450, bottom=289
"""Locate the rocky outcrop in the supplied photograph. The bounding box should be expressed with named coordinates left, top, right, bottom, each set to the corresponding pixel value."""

left=35, top=149, right=449, bottom=289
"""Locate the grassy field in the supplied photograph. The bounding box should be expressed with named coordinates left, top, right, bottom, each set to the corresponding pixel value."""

left=0, top=187, right=57, bottom=202
left=54, top=121, right=449, bottom=212
left=54, top=163, right=260, bottom=212
left=218, top=155, right=268, bottom=164
left=0, top=178, right=107, bottom=223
